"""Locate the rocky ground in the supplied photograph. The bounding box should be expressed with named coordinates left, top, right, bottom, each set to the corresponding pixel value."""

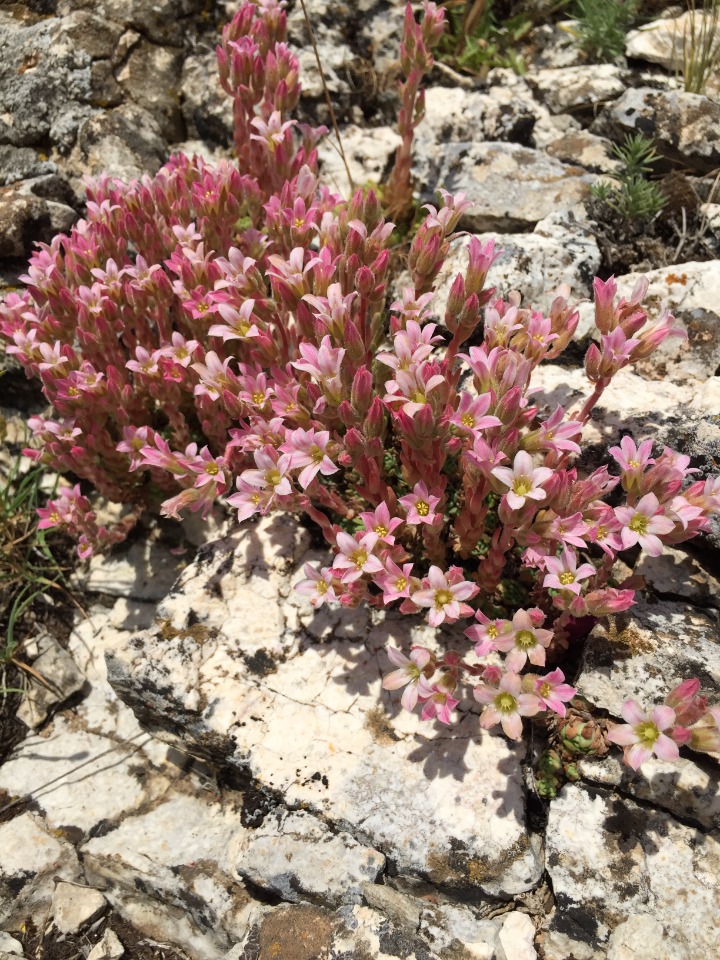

left=1, top=1, right=720, bottom=959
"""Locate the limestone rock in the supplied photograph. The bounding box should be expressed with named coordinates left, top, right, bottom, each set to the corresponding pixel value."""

left=422, top=84, right=540, bottom=147
left=234, top=809, right=385, bottom=907
left=65, top=0, right=206, bottom=48
left=416, top=141, right=592, bottom=233
left=73, top=537, right=186, bottom=601
left=575, top=599, right=720, bottom=718
left=0, top=724, right=170, bottom=834
left=0, top=146, right=56, bottom=187
left=16, top=633, right=85, bottom=729
left=181, top=50, right=233, bottom=147
left=419, top=901, right=503, bottom=958
left=528, top=65, right=627, bottom=115
left=575, top=259, right=720, bottom=383
left=106, top=517, right=543, bottom=899
left=635, top=546, right=720, bottom=606
left=87, top=929, right=124, bottom=960
left=50, top=12, right=125, bottom=62
left=546, top=130, right=621, bottom=174
left=0, top=813, right=81, bottom=927
left=82, top=794, right=254, bottom=956
left=432, top=210, right=600, bottom=320
left=0, top=192, right=75, bottom=260
left=0, top=13, right=94, bottom=151
left=579, top=754, right=720, bottom=830
left=0, top=933, right=23, bottom=956
left=498, top=911, right=537, bottom=960
left=318, top=125, right=401, bottom=199
left=625, top=12, right=717, bottom=72
left=545, top=784, right=720, bottom=956
left=116, top=42, right=184, bottom=142
left=606, top=914, right=678, bottom=960
left=52, top=881, right=107, bottom=934
left=593, top=87, right=720, bottom=173
left=72, top=103, right=168, bottom=180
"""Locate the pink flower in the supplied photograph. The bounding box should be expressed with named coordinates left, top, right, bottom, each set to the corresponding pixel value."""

left=227, top=477, right=273, bottom=522
left=291, top=336, right=345, bottom=403
left=359, top=502, right=404, bottom=545
left=615, top=493, right=675, bottom=556
left=295, top=564, right=340, bottom=607
left=474, top=671, right=542, bottom=740
left=382, top=645, right=434, bottom=711
left=332, top=531, right=384, bottom=583
left=536, top=407, right=582, bottom=455
left=398, top=481, right=441, bottom=525
left=607, top=700, right=680, bottom=770
left=239, top=446, right=294, bottom=504
left=383, top=363, right=446, bottom=418
left=417, top=677, right=460, bottom=725
left=280, top=428, right=338, bottom=490
left=609, top=436, right=655, bottom=492
left=412, top=565, right=478, bottom=627
left=542, top=547, right=596, bottom=596
left=375, top=559, right=414, bottom=603
left=533, top=669, right=576, bottom=717
left=491, top=450, right=553, bottom=511
left=448, top=391, right=501, bottom=435
left=495, top=608, right=553, bottom=672
left=464, top=611, right=511, bottom=658
left=208, top=299, right=261, bottom=341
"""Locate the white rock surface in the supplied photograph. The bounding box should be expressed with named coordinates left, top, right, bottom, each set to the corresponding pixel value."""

left=575, top=599, right=720, bottom=718
left=625, top=11, right=719, bottom=72
left=233, top=809, right=385, bottom=906
left=415, top=141, right=593, bottom=232
left=606, top=914, right=678, bottom=960
left=87, top=929, right=124, bottom=960
left=635, top=546, right=720, bottom=606
left=0, top=932, right=23, bottom=956
left=432, top=210, right=600, bottom=318
left=106, top=517, right=543, bottom=899
left=73, top=537, right=186, bottom=601
left=528, top=65, right=627, bottom=115
left=419, top=901, right=503, bottom=958
left=499, top=911, right=537, bottom=960
left=16, top=633, right=85, bottom=729
left=578, top=754, right=720, bottom=830
left=546, top=784, right=720, bottom=957
left=0, top=813, right=81, bottom=926
left=82, top=793, right=252, bottom=953
left=52, top=881, right=107, bottom=933
left=318, top=124, right=401, bottom=199
left=576, top=259, right=720, bottom=383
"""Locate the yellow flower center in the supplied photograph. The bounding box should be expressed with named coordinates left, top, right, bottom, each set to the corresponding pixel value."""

left=317, top=580, right=329, bottom=594
left=251, top=493, right=262, bottom=505
left=411, top=390, right=427, bottom=404
left=197, top=302, right=209, bottom=313
left=628, top=459, right=640, bottom=468
left=311, top=445, right=324, bottom=463
left=513, top=478, right=532, bottom=496
left=416, top=500, right=430, bottom=517
left=68, top=386, right=79, bottom=396
left=629, top=514, right=649, bottom=534
left=252, top=391, right=266, bottom=405
left=635, top=720, right=659, bottom=746
left=539, top=682, right=552, bottom=698
left=559, top=572, right=575, bottom=586
left=374, top=524, right=388, bottom=537
left=266, top=469, right=282, bottom=487
left=205, top=463, right=219, bottom=476
left=351, top=549, right=368, bottom=568
left=495, top=692, right=517, bottom=713
left=487, top=625, right=498, bottom=639
left=434, top=589, right=454, bottom=609
left=395, top=576, right=407, bottom=591
left=461, top=413, right=475, bottom=428
left=515, top=630, right=536, bottom=650
left=596, top=525, right=607, bottom=541
left=49, top=511, right=60, bottom=523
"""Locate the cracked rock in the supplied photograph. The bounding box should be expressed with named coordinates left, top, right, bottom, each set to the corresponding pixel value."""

left=593, top=87, right=720, bottom=173
left=0, top=813, right=81, bottom=927
left=16, top=632, right=85, bottom=729
left=233, top=809, right=385, bottom=907
left=416, top=141, right=593, bottom=233
left=86, top=929, right=124, bottom=960
left=545, top=784, right=720, bottom=957
left=52, top=881, right=107, bottom=934
left=527, top=65, right=627, bottom=116
left=432, top=209, right=600, bottom=319
left=106, top=516, right=543, bottom=900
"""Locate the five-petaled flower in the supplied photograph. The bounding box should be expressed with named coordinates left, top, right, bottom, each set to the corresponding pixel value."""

left=607, top=700, right=680, bottom=770
left=491, top=450, right=553, bottom=511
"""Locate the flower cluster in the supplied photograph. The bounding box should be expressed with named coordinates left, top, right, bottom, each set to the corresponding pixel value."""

left=2, top=0, right=719, bottom=769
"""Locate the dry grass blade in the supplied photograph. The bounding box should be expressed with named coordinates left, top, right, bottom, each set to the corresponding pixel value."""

left=298, top=0, right=354, bottom=192
left=682, top=0, right=720, bottom=94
